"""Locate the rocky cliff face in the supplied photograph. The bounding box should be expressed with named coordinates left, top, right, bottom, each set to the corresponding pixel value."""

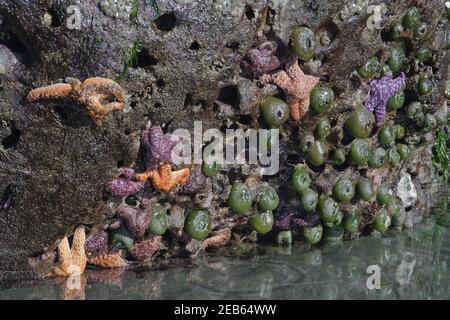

left=0, top=0, right=447, bottom=283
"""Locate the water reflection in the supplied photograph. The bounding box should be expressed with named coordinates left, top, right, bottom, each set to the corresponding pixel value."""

left=1, top=199, right=449, bottom=300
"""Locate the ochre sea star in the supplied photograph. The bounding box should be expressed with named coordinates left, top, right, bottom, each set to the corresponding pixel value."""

left=87, top=251, right=127, bottom=268
left=53, top=226, right=87, bottom=277
left=202, top=229, right=232, bottom=251
left=261, top=58, right=319, bottom=121
left=134, top=162, right=190, bottom=192
left=27, top=77, right=126, bottom=123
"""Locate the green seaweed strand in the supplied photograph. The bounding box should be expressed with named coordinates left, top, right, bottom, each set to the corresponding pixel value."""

left=129, top=0, right=139, bottom=22
left=117, top=41, right=143, bottom=81
left=432, top=128, right=450, bottom=182
left=146, top=0, right=160, bottom=15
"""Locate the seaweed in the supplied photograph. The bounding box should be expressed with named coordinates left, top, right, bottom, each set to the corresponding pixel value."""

left=117, top=41, right=143, bottom=81
left=146, top=0, right=160, bottom=16
left=432, top=127, right=450, bottom=183
left=129, top=0, right=139, bottom=22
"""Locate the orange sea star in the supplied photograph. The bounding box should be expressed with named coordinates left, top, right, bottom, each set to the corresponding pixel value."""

left=261, top=58, right=319, bottom=121
left=202, top=229, right=232, bottom=251
left=27, top=77, right=126, bottom=123
left=53, top=226, right=87, bottom=277
left=87, top=251, right=127, bottom=268
left=134, top=162, right=190, bottom=192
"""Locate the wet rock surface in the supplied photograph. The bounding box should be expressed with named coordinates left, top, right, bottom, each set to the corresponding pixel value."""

left=0, top=0, right=447, bottom=283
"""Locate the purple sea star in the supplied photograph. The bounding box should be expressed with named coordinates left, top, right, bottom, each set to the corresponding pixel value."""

left=141, top=121, right=179, bottom=170
left=245, top=41, right=282, bottom=75
left=85, top=230, right=109, bottom=256
left=275, top=207, right=320, bottom=230
left=182, top=165, right=208, bottom=194
left=105, top=168, right=145, bottom=198
left=117, top=199, right=155, bottom=240
left=365, top=72, right=406, bottom=122
left=275, top=206, right=320, bottom=230
left=130, top=235, right=162, bottom=261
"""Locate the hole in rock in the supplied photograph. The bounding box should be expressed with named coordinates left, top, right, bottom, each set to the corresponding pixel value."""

left=117, top=159, right=125, bottom=168
left=333, top=161, right=350, bottom=172
left=244, top=5, right=255, bottom=21
left=319, top=18, right=339, bottom=42
left=193, top=100, right=206, bottom=111
left=0, top=27, right=31, bottom=65
left=1, top=124, right=21, bottom=149
left=286, top=153, right=300, bottom=163
left=189, top=41, right=200, bottom=51
left=155, top=12, right=177, bottom=32
left=156, top=79, right=165, bottom=88
left=238, top=115, right=253, bottom=125
left=217, top=85, right=240, bottom=109
left=350, top=74, right=361, bottom=91
left=137, top=48, right=158, bottom=67
left=226, top=41, right=240, bottom=50
left=48, top=7, right=66, bottom=27
left=341, top=130, right=354, bottom=146
left=183, top=94, right=192, bottom=108
left=1, top=184, right=17, bottom=210
left=306, top=161, right=326, bottom=173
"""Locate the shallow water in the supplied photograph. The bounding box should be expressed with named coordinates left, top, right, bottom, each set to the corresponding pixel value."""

left=1, top=196, right=449, bottom=300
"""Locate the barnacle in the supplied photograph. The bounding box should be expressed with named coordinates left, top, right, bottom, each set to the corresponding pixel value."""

left=99, top=0, right=137, bottom=20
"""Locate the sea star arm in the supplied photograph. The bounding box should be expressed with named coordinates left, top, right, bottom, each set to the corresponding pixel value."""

left=56, top=236, right=72, bottom=273
left=261, top=71, right=292, bottom=93
left=78, top=77, right=126, bottom=123
left=285, top=59, right=305, bottom=82
left=27, top=83, right=73, bottom=102
left=298, top=98, right=310, bottom=120
left=70, top=226, right=86, bottom=270
left=134, top=170, right=155, bottom=181
left=288, top=100, right=301, bottom=121
left=84, top=95, right=124, bottom=122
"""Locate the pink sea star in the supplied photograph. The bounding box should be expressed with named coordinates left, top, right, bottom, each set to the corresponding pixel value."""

left=261, top=58, right=319, bottom=121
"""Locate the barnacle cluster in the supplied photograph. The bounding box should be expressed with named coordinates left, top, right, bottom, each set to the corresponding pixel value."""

left=98, top=0, right=138, bottom=20
left=338, top=0, right=370, bottom=21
